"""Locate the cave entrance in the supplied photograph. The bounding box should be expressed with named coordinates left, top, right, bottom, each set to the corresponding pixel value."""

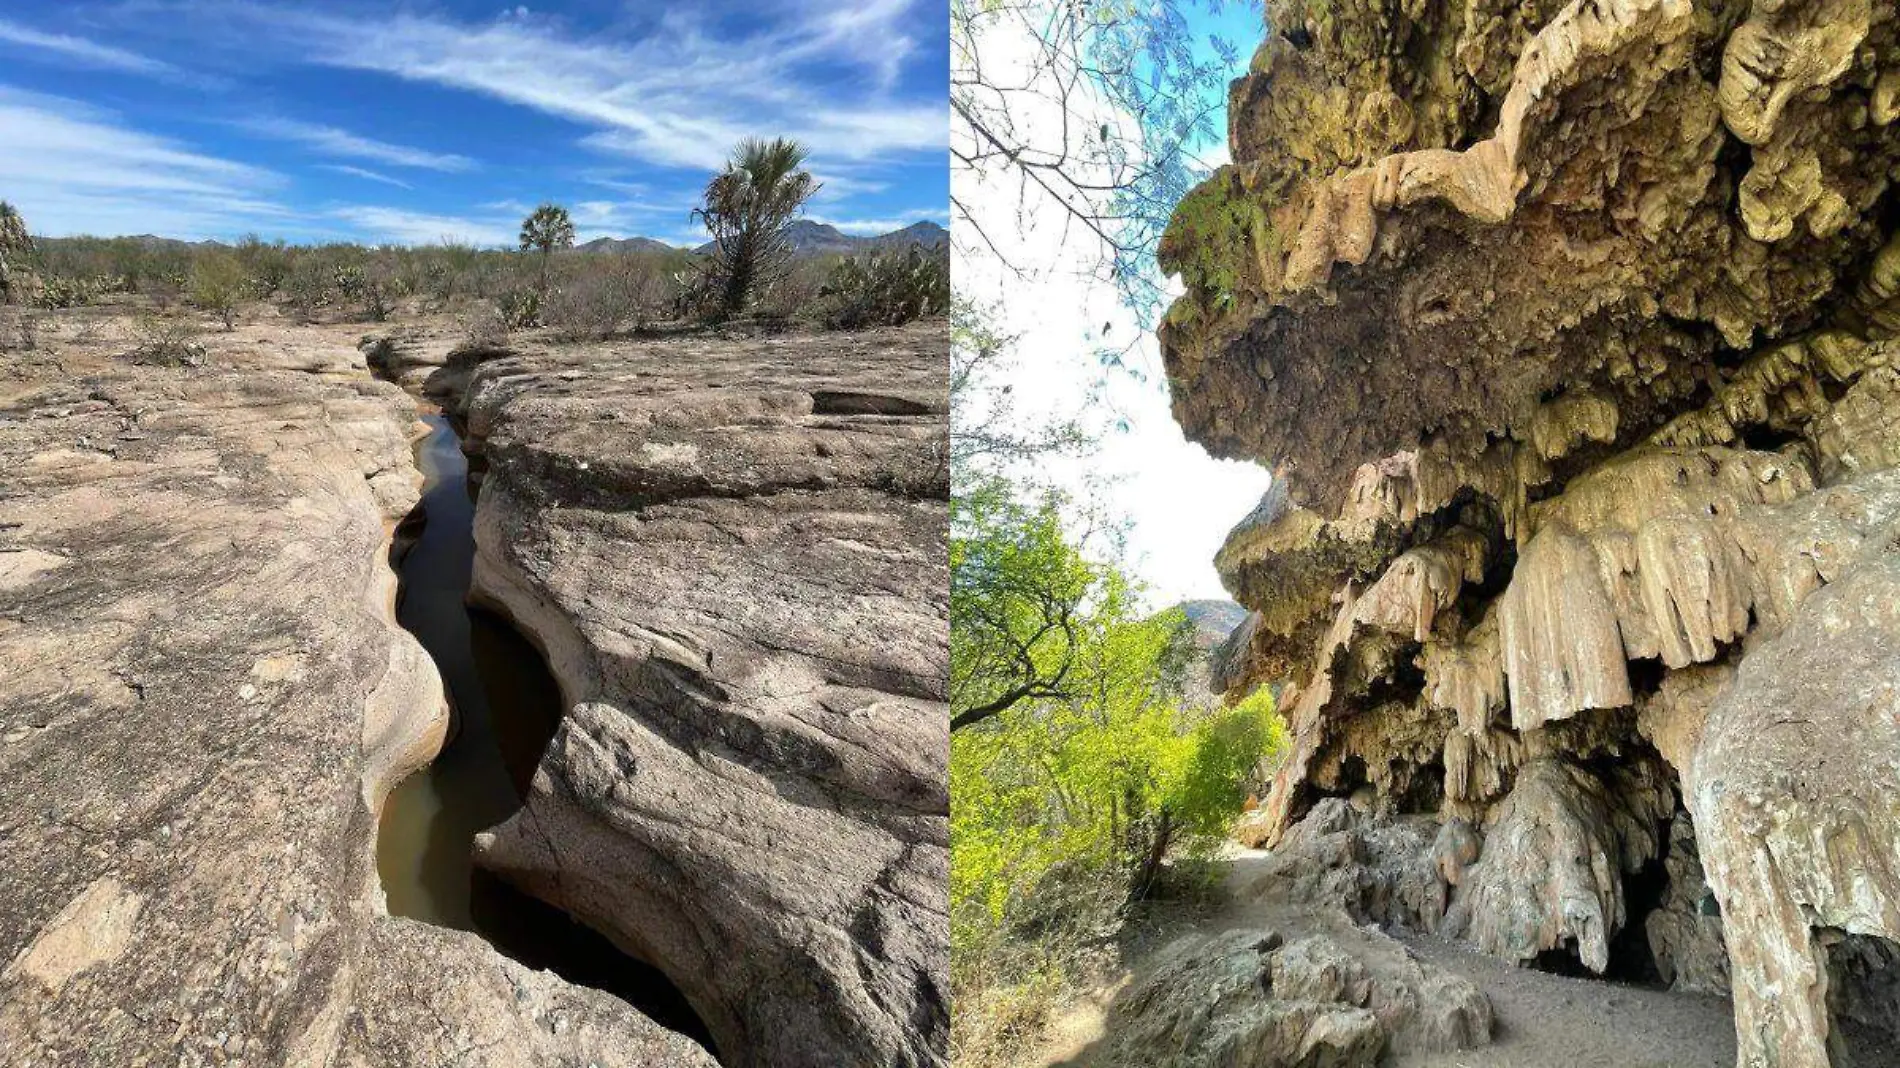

left=1603, top=851, right=1670, bottom=986
left=374, top=409, right=714, bottom=1052
left=1524, top=846, right=1671, bottom=987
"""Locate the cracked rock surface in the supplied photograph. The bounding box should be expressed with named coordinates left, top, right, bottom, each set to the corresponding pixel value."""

left=1161, top=0, right=1900, bottom=1061
left=433, top=323, right=950, bottom=1068
left=0, top=313, right=707, bottom=1065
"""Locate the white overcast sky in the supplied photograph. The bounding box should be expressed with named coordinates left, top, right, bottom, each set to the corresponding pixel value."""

left=953, top=8, right=1272, bottom=610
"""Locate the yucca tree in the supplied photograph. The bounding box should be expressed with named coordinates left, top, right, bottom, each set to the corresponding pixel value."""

left=692, top=137, right=820, bottom=318
left=518, top=203, right=575, bottom=290
left=0, top=201, right=34, bottom=305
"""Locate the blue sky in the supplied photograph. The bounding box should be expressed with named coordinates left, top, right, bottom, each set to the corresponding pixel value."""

left=958, top=0, right=1273, bottom=606
left=0, top=1, right=949, bottom=246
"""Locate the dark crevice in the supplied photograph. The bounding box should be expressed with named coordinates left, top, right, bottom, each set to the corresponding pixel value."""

left=1524, top=841, right=1667, bottom=989
left=374, top=406, right=714, bottom=1053
left=1603, top=850, right=1670, bottom=986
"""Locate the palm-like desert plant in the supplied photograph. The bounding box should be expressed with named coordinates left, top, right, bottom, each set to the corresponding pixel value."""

left=691, top=138, right=819, bottom=319
left=518, top=203, right=575, bottom=290
left=0, top=201, right=37, bottom=305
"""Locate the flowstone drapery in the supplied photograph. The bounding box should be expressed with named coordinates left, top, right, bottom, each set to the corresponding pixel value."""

left=1164, top=0, right=1900, bottom=1061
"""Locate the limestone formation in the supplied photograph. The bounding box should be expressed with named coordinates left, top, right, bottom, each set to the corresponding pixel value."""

left=0, top=318, right=708, bottom=1064
left=1161, top=0, right=1900, bottom=1060
left=432, top=324, right=950, bottom=1068
left=1098, top=917, right=1491, bottom=1066
left=1235, top=798, right=1453, bottom=935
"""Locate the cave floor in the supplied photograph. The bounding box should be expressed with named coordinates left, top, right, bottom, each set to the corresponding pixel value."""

left=1031, top=848, right=1900, bottom=1067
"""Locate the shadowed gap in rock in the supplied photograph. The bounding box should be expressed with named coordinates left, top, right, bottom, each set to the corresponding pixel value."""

left=374, top=409, right=714, bottom=1052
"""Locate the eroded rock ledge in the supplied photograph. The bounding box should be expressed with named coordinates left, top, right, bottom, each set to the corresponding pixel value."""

left=427, top=324, right=949, bottom=1068
left=0, top=324, right=709, bottom=1065
left=1162, top=0, right=1900, bottom=1063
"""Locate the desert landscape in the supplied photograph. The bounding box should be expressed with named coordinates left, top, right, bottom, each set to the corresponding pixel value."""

left=0, top=170, right=951, bottom=1068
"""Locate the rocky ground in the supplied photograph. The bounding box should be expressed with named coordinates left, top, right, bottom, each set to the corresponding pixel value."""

left=0, top=301, right=946, bottom=1066
left=420, top=322, right=950, bottom=1068
left=1030, top=843, right=1900, bottom=1068
left=359, top=317, right=951, bottom=1066
left=1154, top=0, right=1900, bottom=1063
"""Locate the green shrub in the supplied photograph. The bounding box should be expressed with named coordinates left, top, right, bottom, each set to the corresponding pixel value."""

left=497, top=287, right=541, bottom=329
left=234, top=234, right=290, bottom=297
left=817, top=244, right=950, bottom=329
left=189, top=253, right=247, bottom=329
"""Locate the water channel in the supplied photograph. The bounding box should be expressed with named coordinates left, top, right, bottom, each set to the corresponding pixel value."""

left=375, top=409, right=711, bottom=1050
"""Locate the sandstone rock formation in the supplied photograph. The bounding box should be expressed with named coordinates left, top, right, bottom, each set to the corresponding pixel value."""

left=0, top=318, right=713, bottom=1065
left=424, top=325, right=950, bottom=1068
left=1160, top=0, right=1900, bottom=1061
left=1097, top=914, right=1491, bottom=1066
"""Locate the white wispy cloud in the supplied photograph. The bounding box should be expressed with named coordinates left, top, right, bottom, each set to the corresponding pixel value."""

left=0, top=18, right=182, bottom=77
left=330, top=205, right=515, bottom=247
left=319, top=163, right=413, bottom=189
left=175, top=4, right=943, bottom=172
left=241, top=117, right=476, bottom=172
left=810, top=173, right=892, bottom=203
left=0, top=86, right=297, bottom=239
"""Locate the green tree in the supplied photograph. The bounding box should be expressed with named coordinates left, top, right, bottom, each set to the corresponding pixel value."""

left=950, top=486, right=1283, bottom=1047
left=691, top=137, right=819, bottom=319
left=234, top=234, right=290, bottom=296
left=518, top=203, right=575, bottom=290
left=189, top=252, right=247, bottom=330
left=950, top=480, right=1096, bottom=731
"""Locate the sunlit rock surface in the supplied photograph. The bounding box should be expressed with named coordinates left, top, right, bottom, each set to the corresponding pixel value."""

left=1161, top=0, right=1900, bottom=1059
left=1097, top=916, right=1491, bottom=1066
left=449, top=324, right=950, bottom=1068
left=0, top=318, right=707, bottom=1065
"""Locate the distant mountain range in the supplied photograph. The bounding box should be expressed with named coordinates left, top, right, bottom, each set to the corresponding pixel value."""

left=572, top=235, right=687, bottom=255
left=1174, top=599, right=1250, bottom=653
left=41, top=220, right=949, bottom=257
left=688, top=219, right=947, bottom=257
left=579, top=220, right=947, bottom=257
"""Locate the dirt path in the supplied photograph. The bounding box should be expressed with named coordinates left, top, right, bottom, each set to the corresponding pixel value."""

left=1031, top=848, right=1855, bottom=1068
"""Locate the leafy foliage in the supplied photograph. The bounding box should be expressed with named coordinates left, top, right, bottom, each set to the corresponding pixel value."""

left=948, top=298, right=1283, bottom=1063
left=950, top=488, right=1283, bottom=1061
left=518, top=203, right=576, bottom=288
left=952, top=0, right=1253, bottom=323
left=950, top=481, right=1099, bottom=731
left=189, top=253, right=247, bottom=329
left=690, top=137, right=819, bottom=319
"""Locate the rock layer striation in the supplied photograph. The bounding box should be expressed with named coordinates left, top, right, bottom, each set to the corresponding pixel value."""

left=0, top=317, right=711, bottom=1065
left=429, top=325, right=951, bottom=1068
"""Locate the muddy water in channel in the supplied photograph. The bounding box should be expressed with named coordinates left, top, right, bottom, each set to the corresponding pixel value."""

left=377, top=411, right=712, bottom=1049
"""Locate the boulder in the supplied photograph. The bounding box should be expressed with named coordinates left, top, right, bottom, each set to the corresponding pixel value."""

left=1100, top=919, right=1491, bottom=1066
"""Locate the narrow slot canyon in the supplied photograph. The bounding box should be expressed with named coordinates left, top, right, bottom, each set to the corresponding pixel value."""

left=375, top=406, right=714, bottom=1053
